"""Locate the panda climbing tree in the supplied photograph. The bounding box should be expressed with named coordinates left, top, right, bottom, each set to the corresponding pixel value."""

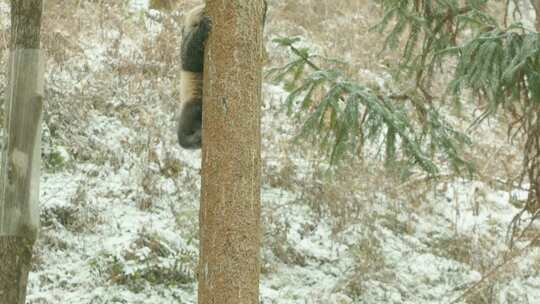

left=177, top=1, right=267, bottom=149
left=176, top=4, right=209, bottom=149
left=177, top=1, right=266, bottom=304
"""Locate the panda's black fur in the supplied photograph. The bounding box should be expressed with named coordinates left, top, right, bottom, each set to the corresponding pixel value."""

left=176, top=2, right=267, bottom=149
left=176, top=5, right=210, bottom=149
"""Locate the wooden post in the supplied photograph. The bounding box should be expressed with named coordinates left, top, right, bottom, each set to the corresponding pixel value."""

left=0, top=1, right=44, bottom=303
left=198, top=1, right=265, bottom=303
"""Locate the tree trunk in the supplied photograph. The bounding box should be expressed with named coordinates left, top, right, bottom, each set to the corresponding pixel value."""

left=535, top=0, right=540, bottom=31
left=0, top=1, right=44, bottom=303
left=532, top=0, right=540, bottom=212
left=149, top=0, right=174, bottom=12
left=198, top=1, right=264, bottom=304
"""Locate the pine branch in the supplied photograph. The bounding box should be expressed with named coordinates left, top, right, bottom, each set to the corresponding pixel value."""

left=378, top=0, right=540, bottom=232
left=268, top=36, right=472, bottom=175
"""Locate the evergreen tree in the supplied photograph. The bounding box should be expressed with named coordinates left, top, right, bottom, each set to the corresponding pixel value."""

left=271, top=1, right=539, bottom=215
left=376, top=0, right=539, bottom=216
left=269, top=39, right=473, bottom=177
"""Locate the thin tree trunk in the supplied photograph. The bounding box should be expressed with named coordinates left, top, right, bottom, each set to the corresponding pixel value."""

left=533, top=0, right=540, bottom=211
left=0, top=1, right=44, bottom=303
left=535, top=0, right=540, bottom=30
left=0, top=237, right=34, bottom=303
left=198, top=1, right=264, bottom=304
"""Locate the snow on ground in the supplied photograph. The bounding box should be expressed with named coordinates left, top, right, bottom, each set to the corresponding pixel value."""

left=0, top=1, right=539, bottom=303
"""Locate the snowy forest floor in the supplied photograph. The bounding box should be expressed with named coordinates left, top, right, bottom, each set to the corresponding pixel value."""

left=1, top=0, right=540, bottom=303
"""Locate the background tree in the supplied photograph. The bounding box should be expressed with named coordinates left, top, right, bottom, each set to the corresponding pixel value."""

left=376, top=0, right=540, bottom=237
left=149, top=0, right=174, bottom=11
left=535, top=0, right=540, bottom=29
left=0, top=0, right=44, bottom=303
left=269, top=37, right=472, bottom=176
left=270, top=0, right=540, bottom=245
left=198, top=1, right=265, bottom=304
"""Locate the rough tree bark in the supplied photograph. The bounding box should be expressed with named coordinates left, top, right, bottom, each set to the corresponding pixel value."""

left=0, top=1, right=44, bottom=303
left=198, top=1, right=265, bottom=304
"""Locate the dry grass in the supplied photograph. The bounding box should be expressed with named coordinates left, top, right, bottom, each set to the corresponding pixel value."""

left=0, top=0, right=521, bottom=237
left=263, top=2, right=534, bottom=302
left=0, top=1, right=533, bottom=301
left=267, top=0, right=391, bottom=75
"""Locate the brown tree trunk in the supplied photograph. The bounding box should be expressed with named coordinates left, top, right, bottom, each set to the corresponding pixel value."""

left=198, top=1, right=265, bottom=304
left=0, top=1, right=43, bottom=303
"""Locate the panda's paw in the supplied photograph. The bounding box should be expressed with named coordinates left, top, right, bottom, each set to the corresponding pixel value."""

left=199, top=15, right=212, bottom=37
